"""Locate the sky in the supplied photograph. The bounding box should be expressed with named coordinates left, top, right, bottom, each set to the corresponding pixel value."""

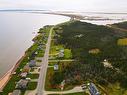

left=0, top=0, right=127, bottom=12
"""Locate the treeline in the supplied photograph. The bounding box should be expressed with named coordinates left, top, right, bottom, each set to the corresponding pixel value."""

left=113, top=21, right=127, bottom=29
left=54, top=21, right=127, bottom=63
left=51, top=21, right=127, bottom=88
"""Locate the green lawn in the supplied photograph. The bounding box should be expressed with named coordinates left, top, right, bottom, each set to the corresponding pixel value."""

left=104, top=83, right=127, bottom=95
left=117, top=38, right=127, bottom=46
left=27, top=82, right=37, bottom=90
left=46, top=61, right=74, bottom=91
left=50, top=45, right=64, bottom=55
left=36, top=59, right=42, bottom=62
left=27, top=74, right=39, bottom=79
left=64, top=49, right=72, bottom=59
left=30, top=68, right=35, bottom=72
left=2, top=75, right=21, bottom=95
left=36, top=50, right=44, bottom=57
left=50, top=45, right=73, bottom=60
left=21, top=90, right=26, bottom=95
left=45, top=68, right=55, bottom=91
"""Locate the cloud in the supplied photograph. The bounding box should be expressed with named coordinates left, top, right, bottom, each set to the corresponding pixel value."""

left=0, top=0, right=127, bottom=12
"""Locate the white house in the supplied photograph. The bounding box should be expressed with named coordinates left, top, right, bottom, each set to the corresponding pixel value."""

left=54, top=64, right=59, bottom=71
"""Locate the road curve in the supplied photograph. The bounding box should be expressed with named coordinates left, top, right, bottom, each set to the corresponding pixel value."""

left=44, top=86, right=84, bottom=95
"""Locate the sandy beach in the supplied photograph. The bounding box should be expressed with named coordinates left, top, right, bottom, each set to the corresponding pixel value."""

left=0, top=68, right=12, bottom=91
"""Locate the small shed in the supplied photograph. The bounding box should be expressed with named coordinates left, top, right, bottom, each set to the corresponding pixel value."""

left=58, top=52, right=64, bottom=58
left=54, top=64, right=59, bottom=71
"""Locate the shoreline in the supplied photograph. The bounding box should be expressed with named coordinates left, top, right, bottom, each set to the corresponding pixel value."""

left=0, top=54, right=26, bottom=91
left=0, top=67, right=12, bottom=91
left=0, top=13, right=69, bottom=92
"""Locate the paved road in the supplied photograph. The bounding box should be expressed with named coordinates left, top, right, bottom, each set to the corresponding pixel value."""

left=44, top=86, right=84, bottom=95
left=49, top=59, right=75, bottom=62
left=36, top=27, right=53, bottom=95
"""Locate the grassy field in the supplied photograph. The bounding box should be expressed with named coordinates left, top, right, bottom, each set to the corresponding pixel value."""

left=49, top=44, right=72, bottom=60
left=117, top=38, right=127, bottom=46
left=50, top=30, right=73, bottom=60
left=36, top=49, right=45, bottom=57
left=50, top=45, right=64, bottom=55
left=64, top=49, right=72, bottom=59
left=45, top=68, right=56, bottom=91
left=103, top=83, right=127, bottom=95
left=45, top=61, right=74, bottom=91
left=36, top=59, right=42, bottom=62
left=27, top=74, right=39, bottom=79
left=30, top=68, right=35, bottom=72
left=27, top=82, right=37, bottom=90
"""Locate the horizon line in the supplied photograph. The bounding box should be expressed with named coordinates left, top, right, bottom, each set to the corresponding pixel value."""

left=0, top=9, right=127, bottom=14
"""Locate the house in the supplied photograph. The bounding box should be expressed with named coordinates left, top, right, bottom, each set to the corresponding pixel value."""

left=15, top=79, right=28, bottom=89
left=12, top=90, right=21, bottom=95
left=60, top=80, right=65, bottom=90
left=22, top=65, right=30, bottom=73
left=58, top=48, right=64, bottom=58
left=103, top=59, right=113, bottom=68
left=35, top=51, right=38, bottom=55
left=88, top=83, right=100, bottom=95
left=58, top=52, right=64, bottom=58
left=26, top=78, right=31, bottom=81
left=88, top=49, right=100, bottom=54
left=20, top=72, right=28, bottom=78
left=54, top=64, right=59, bottom=71
left=37, top=45, right=42, bottom=50
left=29, top=60, right=36, bottom=67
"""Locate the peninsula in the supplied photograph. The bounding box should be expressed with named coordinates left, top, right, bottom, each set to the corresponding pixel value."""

left=1, top=19, right=127, bottom=95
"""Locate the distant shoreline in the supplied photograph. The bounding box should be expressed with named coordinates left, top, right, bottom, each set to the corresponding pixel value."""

left=27, top=11, right=126, bottom=21
left=0, top=10, right=126, bottom=21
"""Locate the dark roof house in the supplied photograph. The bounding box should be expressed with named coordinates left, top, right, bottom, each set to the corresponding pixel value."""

left=16, top=79, right=28, bottom=89
left=88, top=83, right=100, bottom=95
left=29, top=60, right=36, bottom=67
